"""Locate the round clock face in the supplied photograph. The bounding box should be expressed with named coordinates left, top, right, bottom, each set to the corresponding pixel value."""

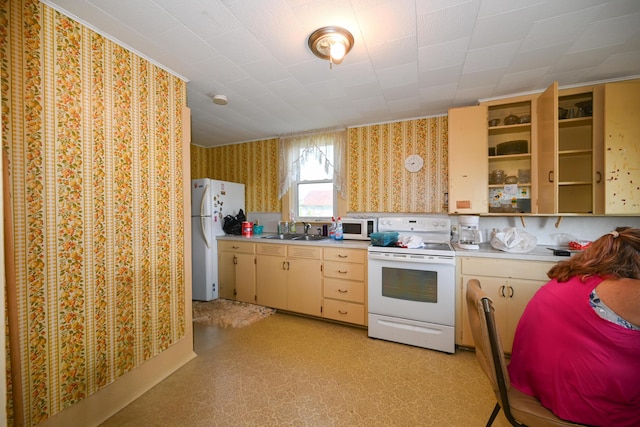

left=404, top=154, right=424, bottom=172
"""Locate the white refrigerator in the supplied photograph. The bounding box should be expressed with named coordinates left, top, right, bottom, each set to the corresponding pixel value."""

left=191, top=178, right=245, bottom=301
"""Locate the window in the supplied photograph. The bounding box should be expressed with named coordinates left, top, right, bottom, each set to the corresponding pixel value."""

left=294, top=145, right=335, bottom=218
left=278, top=129, right=346, bottom=220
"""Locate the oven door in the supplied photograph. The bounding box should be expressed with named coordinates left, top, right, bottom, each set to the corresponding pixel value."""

left=367, top=251, right=455, bottom=326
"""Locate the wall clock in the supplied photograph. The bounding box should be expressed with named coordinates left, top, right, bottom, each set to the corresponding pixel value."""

left=404, top=154, right=424, bottom=172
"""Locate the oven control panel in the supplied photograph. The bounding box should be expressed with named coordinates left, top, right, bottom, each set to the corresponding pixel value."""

left=377, top=217, right=450, bottom=233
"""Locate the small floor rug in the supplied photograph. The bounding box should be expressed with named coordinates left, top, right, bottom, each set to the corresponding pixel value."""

left=193, top=299, right=275, bottom=328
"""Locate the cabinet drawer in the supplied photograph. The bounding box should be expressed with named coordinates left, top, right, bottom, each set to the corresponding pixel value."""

left=323, top=261, right=365, bottom=281
left=323, top=299, right=365, bottom=325
left=323, top=247, right=365, bottom=263
left=461, top=257, right=554, bottom=281
left=287, top=245, right=322, bottom=259
left=323, top=278, right=365, bottom=303
left=256, top=243, right=286, bottom=256
left=218, top=240, right=255, bottom=253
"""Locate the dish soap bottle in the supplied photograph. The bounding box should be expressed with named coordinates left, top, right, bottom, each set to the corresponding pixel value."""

left=335, top=217, right=344, bottom=240
left=329, top=217, right=336, bottom=239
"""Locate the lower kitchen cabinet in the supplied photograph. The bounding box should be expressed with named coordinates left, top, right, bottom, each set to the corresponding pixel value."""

left=255, top=244, right=288, bottom=309
left=457, top=257, right=555, bottom=353
left=256, top=243, right=322, bottom=316
left=322, top=247, right=367, bottom=326
left=218, top=240, right=256, bottom=303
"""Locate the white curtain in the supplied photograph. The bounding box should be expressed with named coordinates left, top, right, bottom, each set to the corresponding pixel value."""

left=278, top=128, right=347, bottom=200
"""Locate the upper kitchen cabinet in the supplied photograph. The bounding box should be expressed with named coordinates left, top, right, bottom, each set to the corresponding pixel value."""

left=537, top=82, right=604, bottom=214
left=603, top=79, right=640, bottom=214
left=448, top=105, right=488, bottom=214
left=485, top=96, right=535, bottom=214
left=449, top=95, right=536, bottom=215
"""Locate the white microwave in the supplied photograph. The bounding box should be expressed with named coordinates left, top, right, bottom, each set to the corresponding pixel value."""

left=341, top=218, right=378, bottom=240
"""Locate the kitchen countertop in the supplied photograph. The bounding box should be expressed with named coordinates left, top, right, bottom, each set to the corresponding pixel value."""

left=216, top=234, right=372, bottom=249
left=217, top=235, right=577, bottom=260
left=453, top=242, right=576, bottom=262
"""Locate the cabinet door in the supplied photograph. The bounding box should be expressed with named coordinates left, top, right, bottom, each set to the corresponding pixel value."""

left=537, top=82, right=558, bottom=214
left=235, top=253, right=256, bottom=303
left=287, top=258, right=322, bottom=316
left=604, top=80, right=640, bottom=214
left=256, top=254, right=288, bottom=310
left=461, top=275, right=508, bottom=349
left=504, top=279, right=546, bottom=352
left=448, top=105, right=488, bottom=213
left=218, top=251, right=236, bottom=300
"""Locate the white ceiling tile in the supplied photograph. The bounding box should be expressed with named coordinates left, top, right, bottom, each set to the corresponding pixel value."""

left=417, top=1, right=481, bottom=47
left=462, top=41, right=520, bottom=73
left=376, top=62, right=419, bottom=88
left=568, top=12, right=640, bottom=53
left=418, top=37, right=470, bottom=71
left=368, top=36, right=418, bottom=70
left=469, top=3, right=546, bottom=49
left=519, top=5, right=604, bottom=52
left=89, top=0, right=181, bottom=35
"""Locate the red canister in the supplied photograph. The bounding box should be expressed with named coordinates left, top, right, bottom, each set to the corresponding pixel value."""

left=242, top=221, right=253, bottom=237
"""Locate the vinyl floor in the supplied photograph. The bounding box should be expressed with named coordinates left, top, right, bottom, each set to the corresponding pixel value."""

left=101, top=312, right=511, bottom=426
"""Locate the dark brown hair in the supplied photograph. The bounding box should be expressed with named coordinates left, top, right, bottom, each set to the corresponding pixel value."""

left=548, top=226, right=640, bottom=282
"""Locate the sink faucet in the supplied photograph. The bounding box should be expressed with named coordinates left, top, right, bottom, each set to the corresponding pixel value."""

left=303, top=222, right=311, bottom=236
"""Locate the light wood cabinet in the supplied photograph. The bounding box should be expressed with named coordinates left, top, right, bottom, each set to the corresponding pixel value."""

left=449, top=95, right=536, bottom=215
left=457, top=257, right=555, bottom=353
left=218, top=240, right=256, bottom=302
left=537, top=82, right=605, bottom=214
left=603, top=79, right=640, bottom=214
left=322, top=247, right=367, bottom=325
left=486, top=96, right=536, bottom=214
left=255, top=244, right=287, bottom=310
left=256, top=243, right=322, bottom=316
left=448, top=105, right=488, bottom=214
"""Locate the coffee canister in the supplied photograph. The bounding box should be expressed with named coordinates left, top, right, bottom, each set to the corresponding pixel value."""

left=242, top=221, right=253, bottom=237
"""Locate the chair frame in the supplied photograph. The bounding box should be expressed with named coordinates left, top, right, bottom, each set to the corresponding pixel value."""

left=480, top=296, right=524, bottom=426
left=466, top=279, right=583, bottom=427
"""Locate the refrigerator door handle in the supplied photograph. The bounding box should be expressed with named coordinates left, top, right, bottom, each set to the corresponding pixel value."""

left=200, top=183, right=210, bottom=217
left=201, top=217, right=211, bottom=249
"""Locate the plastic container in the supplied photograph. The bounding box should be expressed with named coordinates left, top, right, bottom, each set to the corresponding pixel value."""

left=335, top=217, right=344, bottom=240
left=253, top=225, right=263, bottom=234
left=370, top=232, right=399, bottom=247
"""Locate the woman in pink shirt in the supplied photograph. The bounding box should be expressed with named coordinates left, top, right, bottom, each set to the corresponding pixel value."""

left=508, top=227, right=640, bottom=427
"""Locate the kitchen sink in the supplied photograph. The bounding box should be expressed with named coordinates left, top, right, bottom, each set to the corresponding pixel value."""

left=292, top=235, right=328, bottom=241
left=261, top=234, right=327, bottom=241
left=262, top=233, right=299, bottom=240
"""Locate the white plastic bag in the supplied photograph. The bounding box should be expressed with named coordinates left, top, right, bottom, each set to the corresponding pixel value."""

left=490, top=227, right=537, bottom=253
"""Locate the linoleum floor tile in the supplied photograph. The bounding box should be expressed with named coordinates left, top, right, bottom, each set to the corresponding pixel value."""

left=101, top=313, right=511, bottom=426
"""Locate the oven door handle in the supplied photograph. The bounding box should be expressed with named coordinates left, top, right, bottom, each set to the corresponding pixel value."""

left=368, top=252, right=455, bottom=264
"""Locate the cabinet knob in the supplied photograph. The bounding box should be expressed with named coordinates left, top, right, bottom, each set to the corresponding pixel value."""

left=548, top=171, right=554, bottom=182
left=596, top=171, right=602, bottom=183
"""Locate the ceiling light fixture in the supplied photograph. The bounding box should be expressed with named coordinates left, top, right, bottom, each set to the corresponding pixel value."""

left=307, top=26, right=354, bottom=69
left=211, top=94, right=228, bottom=105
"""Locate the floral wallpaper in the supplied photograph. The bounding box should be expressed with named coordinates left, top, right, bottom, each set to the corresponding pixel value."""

left=190, top=118, right=449, bottom=215
left=1, top=0, right=187, bottom=425
left=191, top=139, right=280, bottom=213
left=348, top=117, right=449, bottom=213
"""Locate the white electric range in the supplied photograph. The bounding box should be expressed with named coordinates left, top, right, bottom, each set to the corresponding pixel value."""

left=367, top=216, right=456, bottom=353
